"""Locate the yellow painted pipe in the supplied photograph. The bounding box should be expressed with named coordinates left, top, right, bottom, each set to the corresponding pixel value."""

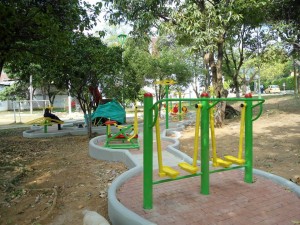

left=155, top=116, right=164, bottom=175
left=128, top=105, right=139, bottom=141
left=209, top=107, right=217, bottom=166
left=193, top=104, right=201, bottom=167
left=238, top=103, right=246, bottom=159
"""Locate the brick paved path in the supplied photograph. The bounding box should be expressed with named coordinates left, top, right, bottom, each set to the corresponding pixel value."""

left=118, top=170, right=300, bottom=225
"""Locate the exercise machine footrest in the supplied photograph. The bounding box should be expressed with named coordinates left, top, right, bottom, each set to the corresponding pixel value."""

left=159, top=166, right=180, bottom=179
left=224, top=155, right=245, bottom=165
left=178, top=162, right=199, bottom=174
left=212, top=158, right=232, bottom=168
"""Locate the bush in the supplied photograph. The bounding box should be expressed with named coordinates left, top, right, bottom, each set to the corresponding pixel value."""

left=263, top=76, right=294, bottom=90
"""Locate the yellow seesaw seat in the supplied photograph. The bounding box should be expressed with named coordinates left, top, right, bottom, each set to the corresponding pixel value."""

left=26, top=117, right=64, bottom=125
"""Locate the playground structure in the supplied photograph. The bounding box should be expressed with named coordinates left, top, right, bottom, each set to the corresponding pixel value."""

left=169, top=103, right=188, bottom=122
left=154, top=79, right=176, bottom=129
left=104, top=104, right=139, bottom=149
left=143, top=92, right=264, bottom=209
left=26, top=116, right=64, bottom=133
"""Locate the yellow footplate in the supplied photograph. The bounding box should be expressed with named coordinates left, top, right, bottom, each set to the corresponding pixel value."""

left=160, top=166, right=180, bottom=179
left=224, top=155, right=245, bottom=165
left=178, top=162, right=199, bottom=174
left=212, top=158, right=232, bottom=168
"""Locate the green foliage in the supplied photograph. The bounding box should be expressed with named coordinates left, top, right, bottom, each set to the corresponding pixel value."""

left=0, top=84, right=27, bottom=101
left=58, top=33, right=122, bottom=112
left=264, top=76, right=295, bottom=90
left=0, top=0, right=100, bottom=73
left=260, top=62, right=288, bottom=82
left=4, top=53, right=66, bottom=106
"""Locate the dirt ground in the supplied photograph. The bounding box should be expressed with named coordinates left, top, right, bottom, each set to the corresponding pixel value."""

left=0, top=95, right=299, bottom=225
left=0, top=133, right=127, bottom=225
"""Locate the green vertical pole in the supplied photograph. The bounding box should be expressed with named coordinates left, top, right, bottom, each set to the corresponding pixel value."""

left=143, top=93, right=153, bottom=209
left=179, top=92, right=182, bottom=121
left=44, top=125, right=47, bottom=133
left=244, top=94, right=253, bottom=183
left=165, top=85, right=169, bottom=129
left=200, top=93, right=210, bottom=195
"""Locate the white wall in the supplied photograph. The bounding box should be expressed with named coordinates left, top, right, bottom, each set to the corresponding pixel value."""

left=0, top=100, right=8, bottom=111
left=5, top=94, right=73, bottom=111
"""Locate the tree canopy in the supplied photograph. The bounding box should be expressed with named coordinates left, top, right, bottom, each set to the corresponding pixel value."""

left=0, top=0, right=100, bottom=73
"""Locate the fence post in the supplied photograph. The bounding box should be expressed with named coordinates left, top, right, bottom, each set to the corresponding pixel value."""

left=143, top=93, right=153, bottom=209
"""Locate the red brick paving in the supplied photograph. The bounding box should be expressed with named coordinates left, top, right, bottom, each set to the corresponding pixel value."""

left=117, top=170, right=300, bottom=225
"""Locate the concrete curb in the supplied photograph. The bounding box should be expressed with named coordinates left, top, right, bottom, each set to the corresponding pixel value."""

left=253, top=168, right=300, bottom=197
left=22, top=126, right=120, bottom=138
left=89, top=135, right=156, bottom=225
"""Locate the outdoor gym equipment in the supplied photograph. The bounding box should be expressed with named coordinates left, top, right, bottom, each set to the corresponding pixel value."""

left=178, top=104, right=201, bottom=174
left=223, top=104, right=246, bottom=165
left=155, top=104, right=201, bottom=179
left=155, top=116, right=179, bottom=179
left=143, top=92, right=265, bottom=209
left=210, top=103, right=246, bottom=167
left=210, top=107, right=233, bottom=168
left=26, top=117, right=64, bottom=133
left=170, top=105, right=188, bottom=122
left=154, top=79, right=176, bottom=129
left=104, top=105, right=139, bottom=149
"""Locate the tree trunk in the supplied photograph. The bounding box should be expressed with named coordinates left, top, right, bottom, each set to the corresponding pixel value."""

left=209, top=36, right=227, bottom=127
left=233, top=71, right=241, bottom=98
left=0, top=58, right=4, bottom=76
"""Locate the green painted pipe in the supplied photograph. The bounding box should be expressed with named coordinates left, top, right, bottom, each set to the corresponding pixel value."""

left=244, top=95, right=253, bottom=183
left=200, top=94, right=210, bottom=195
left=143, top=93, right=153, bottom=209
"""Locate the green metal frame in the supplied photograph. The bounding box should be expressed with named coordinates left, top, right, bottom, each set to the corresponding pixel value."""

left=43, top=119, right=52, bottom=133
left=143, top=93, right=265, bottom=209
left=105, top=124, right=139, bottom=149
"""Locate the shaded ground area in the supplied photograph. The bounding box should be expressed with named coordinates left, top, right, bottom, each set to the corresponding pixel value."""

left=179, top=95, right=300, bottom=181
left=0, top=130, right=127, bottom=225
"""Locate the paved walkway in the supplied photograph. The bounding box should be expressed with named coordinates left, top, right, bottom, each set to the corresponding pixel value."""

left=118, top=170, right=300, bottom=225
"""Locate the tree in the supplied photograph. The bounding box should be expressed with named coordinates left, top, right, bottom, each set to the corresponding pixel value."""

left=58, top=33, right=122, bottom=137
left=99, top=37, right=148, bottom=106
left=4, top=58, right=65, bottom=106
left=267, top=0, right=300, bottom=93
left=0, top=0, right=99, bottom=74
left=103, top=0, right=274, bottom=126
left=0, top=83, right=27, bottom=101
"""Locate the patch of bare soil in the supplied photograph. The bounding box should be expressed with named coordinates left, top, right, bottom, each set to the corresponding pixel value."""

left=179, top=95, right=300, bottom=181
left=0, top=130, right=127, bottom=225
